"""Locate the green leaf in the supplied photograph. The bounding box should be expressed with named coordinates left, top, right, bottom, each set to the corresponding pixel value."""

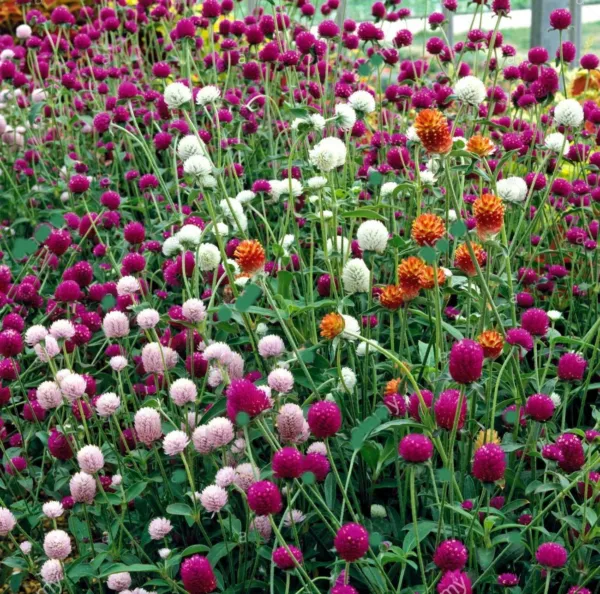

left=358, top=62, right=371, bottom=76
left=370, top=54, right=384, bottom=67
left=419, top=246, right=437, bottom=264
left=450, top=220, right=468, bottom=238
left=12, top=238, right=37, bottom=259
left=276, top=270, right=293, bottom=300
left=166, top=503, right=194, bottom=517
left=34, top=225, right=52, bottom=243
left=125, top=481, right=148, bottom=501
left=218, top=305, right=233, bottom=322
left=476, top=547, right=495, bottom=570
left=324, top=473, right=336, bottom=509
left=208, top=542, right=238, bottom=566
left=181, top=544, right=210, bottom=557
left=235, top=284, right=262, bottom=312
left=341, top=208, right=387, bottom=223
left=101, top=294, right=116, bottom=312
left=100, top=564, right=160, bottom=577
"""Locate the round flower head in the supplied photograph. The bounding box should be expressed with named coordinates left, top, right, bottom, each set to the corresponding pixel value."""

left=199, top=485, right=228, bottom=513
left=557, top=352, right=587, bottom=381
left=20, top=541, right=32, bottom=555
left=357, top=219, right=389, bottom=253
left=192, top=426, right=213, bottom=454
left=77, top=445, right=104, bottom=473
left=137, top=309, right=159, bottom=330
left=273, top=545, right=303, bottom=570
left=170, top=378, right=198, bottom=406
left=163, top=430, right=190, bottom=456
left=309, top=137, right=347, bottom=172
left=308, top=401, right=342, bottom=438
left=103, top=311, right=130, bottom=338
left=70, top=472, right=96, bottom=504
left=226, top=378, right=271, bottom=422
left=37, top=381, right=63, bottom=410
left=277, top=404, right=305, bottom=442
left=178, top=135, right=204, bottom=160
left=215, top=466, right=236, bottom=488
left=43, top=530, right=72, bottom=560
left=449, top=339, right=484, bottom=384
left=268, top=368, right=294, bottom=393
left=342, top=259, right=370, bottom=294
left=557, top=433, right=585, bottom=472
left=96, top=393, right=120, bottom=417
left=398, top=434, right=434, bottom=463
left=433, top=539, right=468, bottom=571
left=0, top=507, right=16, bottom=536
left=148, top=517, right=172, bottom=540
left=272, top=447, right=304, bottom=479
left=182, top=299, right=207, bottom=323
left=434, top=389, right=467, bottom=430
left=234, top=240, right=265, bottom=273
left=477, top=330, right=504, bottom=359
left=206, top=417, right=235, bottom=448
left=107, top=572, right=132, bottom=591
left=196, top=85, right=221, bottom=106
left=134, top=407, right=163, bottom=445
left=164, top=82, right=192, bottom=109
left=117, top=276, right=140, bottom=297
left=180, top=554, right=217, bottom=594
left=142, top=343, right=178, bottom=374
left=554, top=99, right=584, bottom=127
left=497, top=573, right=519, bottom=587
left=184, top=155, right=212, bottom=177
left=49, top=320, right=76, bottom=340
left=437, top=571, right=471, bottom=594
left=348, top=90, right=376, bottom=114
left=163, top=237, right=182, bottom=257
left=334, top=523, right=369, bottom=562
left=60, top=373, right=87, bottom=402
left=41, top=559, right=64, bottom=584
left=525, top=394, right=555, bottom=422
left=472, top=443, right=506, bottom=482
left=247, top=480, right=282, bottom=515
left=545, top=132, right=569, bottom=154
left=110, top=356, right=128, bottom=372
left=521, top=308, right=549, bottom=336
left=43, top=501, right=64, bottom=519
left=335, top=103, right=357, bottom=130
left=474, top=194, right=504, bottom=239
left=412, top=214, right=445, bottom=246
left=234, top=463, right=258, bottom=491
left=258, top=335, right=285, bottom=358
left=455, top=75, right=486, bottom=105
left=25, top=325, right=48, bottom=346
left=497, top=177, right=527, bottom=203
left=536, top=542, right=568, bottom=568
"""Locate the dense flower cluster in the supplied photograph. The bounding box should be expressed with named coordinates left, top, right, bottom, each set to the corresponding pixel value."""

left=0, top=1, right=598, bottom=593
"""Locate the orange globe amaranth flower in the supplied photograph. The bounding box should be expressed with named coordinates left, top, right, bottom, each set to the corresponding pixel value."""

left=320, top=312, right=345, bottom=340
left=420, top=265, right=446, bottom=290
left=477, top=330, right=504, bottom=359
left=414, top=109, right=453, bottom=154
left=454, top=242, right=487, bottom=277
left=466, top=135, right=495, bottom=157
left=234, top=239, right=266, bottom=273
left=384, top=378, right=402, bottom=396
left=411, top=213, right=446, bottom=246
left=473, top=194, right=505, bottom=239
left=379, top=285, right=405, bottom=310
left=474, top=429, right=501, bottom=452
left=398, top=256, right=426, bottom=299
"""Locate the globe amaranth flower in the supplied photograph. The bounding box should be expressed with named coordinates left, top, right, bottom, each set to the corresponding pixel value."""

left=170, top=378, right=198, bottom=406
left=41, top=559, right=64, bottom=584
left=134, top=407, right=163, bottom=445
left=43, top=530, right=72, bottom=560
left=148, top=517, right=173, bottom=540
left=398, top=434, right=434, bottom=463
left=557, top=352, right=587, bottom=381
left=257, top=335, right=285, bottom=358
left=199, top=485, right=228, bottom=513
left=472, top=443, right=506, bottom=482
left=414, top=109, right=453, bottom=154
left=107, top=572, right=132, bottom=591
left=163, top=430, right=190, bottom=456
left=342, top=258, right=371, bottom=294
left=525, top=394, right=555, bottom=422
left=77, top=445, right=104, bottom=473
left=434, top=389, right=467, bottom=430
left=554, top=99, right=584, bottom=127
left=273, top=545, right=303, bottom=570
left=477, top=330, right=504, bottom=359
left=308, top=137, right=347, bottom=172
left=411, top=213, right=445, bottom=246
left=348, top=90, right=376, bottom=114
left=234, top=239, right=265, bottom=273
left=455, top=75, right=486, bottom=105
left=70, top=472, right=96, bottom=504
left=536, top=542, right=568, bottom=568
left=433, top=539, right=468, bottom=571
left=356, top=220, right=389, bottom=253
left=0, top=507, right=16, bottom=536
left=556, top=433, right=585, bottom=472
left=164, top=82, right=192, bottom=109
left=449, top=339, right=484, bottom=384
left=180, top=555, right=217, bottom=594
left=521, top=308, right=549, bottom=336
left=307, top=401, right=342, bottom=438
left=334, top=523, right=369, bottom=562
left=247, top=480, right=282, bottom=515
left=437, top=571, right=472, bottom=594
left=225, top=379, right=271, bottom=422
left=272, top=447, right=304, bottom=479
left=267, top=368, right=294, bottom=393
left=497, top=177, right=527, bottom=203
left=276, top=404, right=305, bottom=442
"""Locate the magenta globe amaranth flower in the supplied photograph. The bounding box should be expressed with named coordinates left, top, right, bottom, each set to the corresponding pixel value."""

left=521, top=308, right=549, bottom=336
left=449, top=339, right=484, bottom=384
left=334, top=523, right=369, bottom=562
left=557, top=352, right=587, bottom=381
left=398, top=434, right=434, bottom=463
left=225, top=379, right=271, bottom=423
left=272, top=447, right=304, bottom=479
left=434, top=389, right=467, bottom=430
left=525, top=394, right=555, bottom=422
left=550, top=8, right=572, bottom=30
left=472, top=444, right=506, bottom=482
left=498, top=573, right=519, bottom=587
left=536, top=542, right=568, bottom=568
left=272, top=545, right=303, bottom=569
left=247, top=480, right=282, bottom=515
left=433, top=539, right=468, bottom=571
left=437, top=571, right=472, bottom=594
left=181, top=555, right=217, bottom=593
left=307, top=401, right=342, bottom=438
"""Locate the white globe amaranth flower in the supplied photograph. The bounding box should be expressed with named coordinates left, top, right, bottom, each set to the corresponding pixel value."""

left=177, top=135, right=204, bottom=160
left=454, top=75, right=487, bottom=106
left=340, top=315, right=361, bottom=341
left=270, top=179, right=303, bottom=201
left=554, top=98, right=584, bottom=127
left=201, top=174, right=218, bottom=188
left=162, top=236, right=181, bottom=257
left=547, top=310, right=562, bottom=321
left=380, top=182, right=398, bottom=197
left=117, top=276, right=141, bottom=297
left=177, top=224, right=203, bottom=248
left=356, top=220, right=389, bottom=253
left=214, top=222, right=229, bottom=236
left=348, top=90, right=376, bottom=114
left=544, top=132, right=569, bottom=154
left=371, top=504, right=387, bottom=518
left=280, top=234, right=295, bottom=252
left=342, top=258, right=371, bottom=294
left=335, top=103, right=357, bottom=130
left=406, top=126, right=420, bottom=142
left=307, top=176, right=328, bottom=189
left=448, top=209, right=457, bottom=222
left=236, top=190, right=256, bottom=203
left=326, top=236, right=351, bottom=256
left=356, top=340, right=379, bottom=357
left=320, top=209, right=333, bottom=220
left=496, top=177, right=527, bottom=203
left=256, top=322, right=269, bottom=336
left=164, top=82, right=192, bottom=109
left=420, top=170, right=437, bottom=185
left=339, top=367, right=357, bottom=392
left=195, top=85, right=221, bottom=106
left=184, top=155, right=212, bottom=177
left=291, top=113, right=326, bottom=132
left=220, top=198, right=247, bottom=232
left=309, top=137, right=347, bottom=173
left=550, top=392, right=562, bottom=407
left=197, top=243, right=221, bottom=271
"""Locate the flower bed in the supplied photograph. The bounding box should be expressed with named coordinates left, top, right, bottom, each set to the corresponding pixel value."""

left=0, top=1, right=599, bottom=594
